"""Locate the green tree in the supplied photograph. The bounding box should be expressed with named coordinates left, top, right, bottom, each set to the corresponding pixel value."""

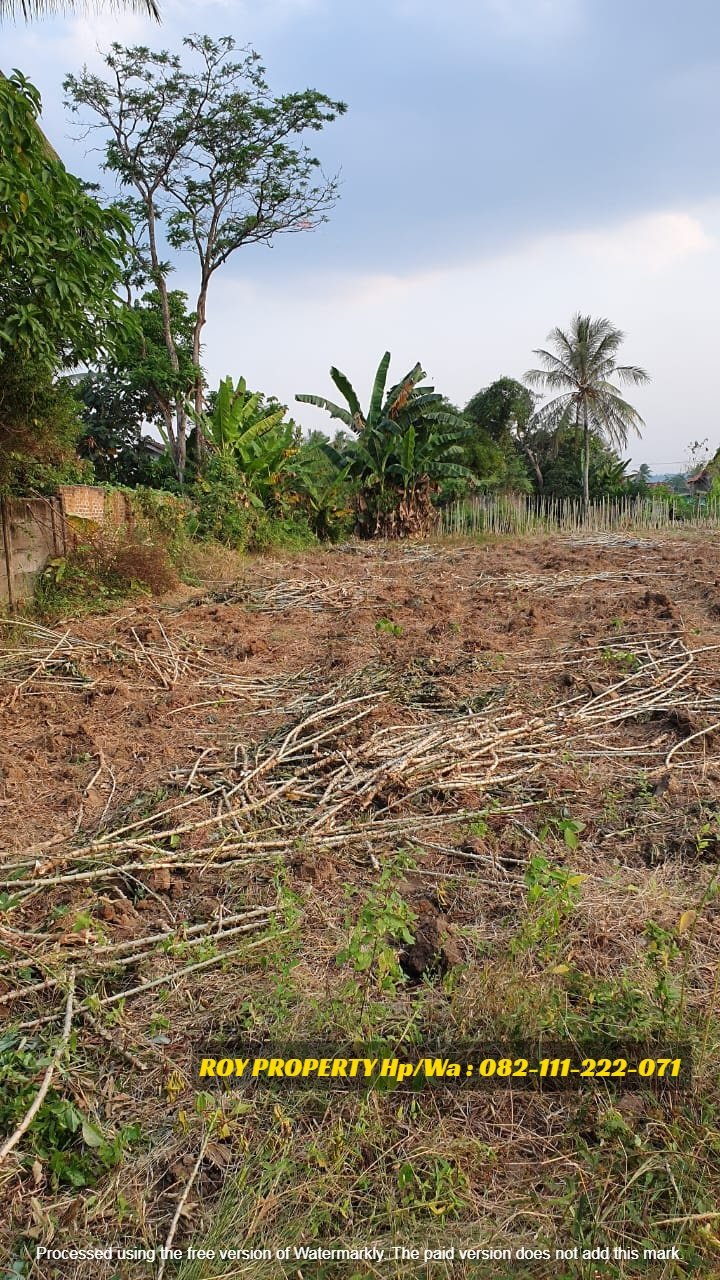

left=191, top=375, right=297, bottom=508
left=77, top=288, right=197, bottom=483
left=541, top=432, right=632, bottom=500
left=525, top=314, right=649, bottom=507
left=465, top=377, right=534, bottom=442
left=0, top=71, right=130, bottom=371
left=464, top=376, right=538, bottom=490
left=298, top=352, right=472, bottom=536
left=194, top=376, right=286, bottom=459
left=65, top=35, right=347, bottom=483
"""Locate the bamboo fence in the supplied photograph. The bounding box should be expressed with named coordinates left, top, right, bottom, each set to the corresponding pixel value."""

left=438, top=494, right=720, bottom=537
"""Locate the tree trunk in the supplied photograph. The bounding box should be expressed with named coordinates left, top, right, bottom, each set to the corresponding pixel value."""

left=582, top=401, right=590, bottom=510
left=146, top=204, right=186, bottom=484
left=522, top=442, right=544, bottom=491
left=192, top=283, right=207, bottom=421
left=190, top=276, right=210, bottom=469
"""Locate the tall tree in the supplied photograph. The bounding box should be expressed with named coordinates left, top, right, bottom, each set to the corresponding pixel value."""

left=65, top=35, right=346, bottom=483
left=77, top=289, right=197, bottom=482
left=525, top=314, right=649, bottom=506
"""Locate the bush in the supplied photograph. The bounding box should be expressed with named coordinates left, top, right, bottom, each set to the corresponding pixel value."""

left=125, top=485, right=194, bottom=559
left=0, top=352, right=93, bottom=496
left=190, top=456, right=318, bottom=552
left=191, top=455, right=254, bottom=546
left=37, top=530, right=178, bottom=616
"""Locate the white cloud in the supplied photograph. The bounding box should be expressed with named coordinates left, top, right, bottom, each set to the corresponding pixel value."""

left=196, top=202, right=720, bottom=471
left=567, top=211, right=714, bottom=275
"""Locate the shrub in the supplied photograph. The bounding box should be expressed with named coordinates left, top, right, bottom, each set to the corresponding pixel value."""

left=0, top=352, right=93, bottom=496
left=191, top=455, right=254, bottom=546
left=37, top=530, right=178, bottom=615
left=190, top=456, right=318, bottom=552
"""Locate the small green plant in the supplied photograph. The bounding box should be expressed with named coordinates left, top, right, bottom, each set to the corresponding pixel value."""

left=338, top=859, right=417, bottom=1004
left=540, top=815, right=586, bottom=849
left=375, top=618, right=403, bottom=637
left=644, top=920, right=682, bottom=1016
left=601, top=647, right=640, bottom=672
left=0, top=1035, right=140, bottom=1188
left=511, top=854, right=583, bottom=963
left=396, top=1155, right=470, bottom=1218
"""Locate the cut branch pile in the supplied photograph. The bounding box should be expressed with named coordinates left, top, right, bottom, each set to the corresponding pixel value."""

left=475, top=568, right=675, bottom=597
left=225, top=577, right=370, bottom=613
left=0, top=618, right=311, bottom=706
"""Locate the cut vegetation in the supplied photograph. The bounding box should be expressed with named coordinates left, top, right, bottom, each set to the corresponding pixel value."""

left=1, top=531, right=720, bottom=1278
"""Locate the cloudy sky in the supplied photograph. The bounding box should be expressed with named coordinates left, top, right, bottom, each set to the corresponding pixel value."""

left=4, top=0, right=720, bottom=469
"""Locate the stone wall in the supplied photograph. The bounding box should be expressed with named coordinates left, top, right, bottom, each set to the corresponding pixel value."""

left=0, top=486, right=131, bottom=606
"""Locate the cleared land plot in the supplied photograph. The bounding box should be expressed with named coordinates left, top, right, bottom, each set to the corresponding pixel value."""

left=1, top=532, right=720, bottom=1279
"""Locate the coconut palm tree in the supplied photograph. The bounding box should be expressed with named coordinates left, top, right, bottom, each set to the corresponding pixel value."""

left=1, top=0, right=159, bottom=18
left=525, top=314, right=649, bottom=507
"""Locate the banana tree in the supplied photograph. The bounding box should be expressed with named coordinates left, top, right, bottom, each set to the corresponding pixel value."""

left=190, top=375, right=296, bottom=507
left=297, top=352, right=473, bottom=535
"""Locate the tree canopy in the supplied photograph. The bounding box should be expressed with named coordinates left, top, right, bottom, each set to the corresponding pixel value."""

left=298, top=353, right=472, bottom=535
left=0, top=71, right=130, bottom=371
left=65, top=34, right=347, bottom=482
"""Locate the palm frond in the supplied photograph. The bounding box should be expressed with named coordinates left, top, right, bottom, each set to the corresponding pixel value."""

left=368, top=352, right=391, bottom=427
left=329, top=366, right=362, bottom=421
left=611, top=363, right=650, bottom=386
left=1, top=0, right=160, bottom=16
left=295, top=393, right=353, bottom=428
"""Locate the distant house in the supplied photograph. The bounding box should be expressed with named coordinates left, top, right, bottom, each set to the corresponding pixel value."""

left=687, top=452, right=720, bottom=495
left=140, top=436, right=166, bottom=460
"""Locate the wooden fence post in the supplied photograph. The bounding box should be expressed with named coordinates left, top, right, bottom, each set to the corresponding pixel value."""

left=1, top=497, right=15, bottom=611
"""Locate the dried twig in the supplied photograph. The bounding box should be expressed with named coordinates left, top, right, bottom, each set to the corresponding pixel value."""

left=156, top=1128, right=212, bottom=1280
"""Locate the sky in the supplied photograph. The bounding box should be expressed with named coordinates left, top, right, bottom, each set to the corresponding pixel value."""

left=3, top=0, right=720, bottom=470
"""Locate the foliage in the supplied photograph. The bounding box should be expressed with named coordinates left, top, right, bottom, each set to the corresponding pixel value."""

left=289, top=432, right=354, bottom=540
left=539, top=431, right=635, bottom=500
left=0, top=71, right=130, bottom=371
left=191, top=454, right=317, bottom=551
left=77, top=290, right=198, bottom=485
left=298, top=352, right=473, bottom=536
left=191, top=375, right=299, bottom=509
left=196, top=377, right=287, bottom=458
left=65, top=36, right=347, bottom=482
left=0, top=1033, right=141, bottom=1188
left=127, top=484, right=194, bottom=557
left=338, top=864, right=417, bottom=999
left=463, top=377, right=538, bottom=492
left=0, top=350, right=93, bottom=495
left=76, top=367, right=164, bottom=485
left=511, top=853, right=584, bottom=964
left=525, top=313, right=649, bottom=505
left=37, top=530, right=178, bottom=616
left=465, top=377, right=535, bottom=443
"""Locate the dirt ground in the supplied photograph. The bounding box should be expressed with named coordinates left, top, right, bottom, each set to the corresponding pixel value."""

left=1, top=531, right=720, bottom=1279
